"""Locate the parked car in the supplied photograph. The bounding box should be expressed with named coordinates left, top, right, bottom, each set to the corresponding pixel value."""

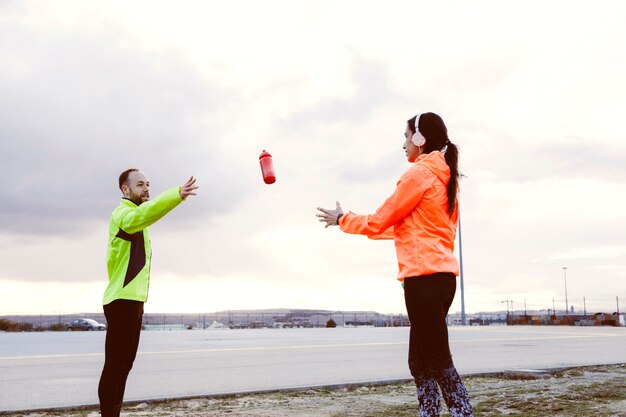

left=66, top=318, right=106, bottom=331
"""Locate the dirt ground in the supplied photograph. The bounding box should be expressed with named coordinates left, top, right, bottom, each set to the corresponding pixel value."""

left=3, top=364, right=625, bottom=417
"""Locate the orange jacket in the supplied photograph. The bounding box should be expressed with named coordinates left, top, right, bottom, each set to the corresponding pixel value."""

left=339, top=151, right=459, bottom=281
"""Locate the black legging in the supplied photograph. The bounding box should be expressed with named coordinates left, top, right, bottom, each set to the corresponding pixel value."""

left=404, top=273, right=473, bottom=417
left=98, top=299, right=144, bottom=417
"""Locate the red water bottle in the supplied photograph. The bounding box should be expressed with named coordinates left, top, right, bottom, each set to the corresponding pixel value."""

left=259, top=150, right=276, bottom=184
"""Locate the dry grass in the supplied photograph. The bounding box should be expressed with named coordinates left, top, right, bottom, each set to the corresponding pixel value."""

left=2, top=364, right=625, bottom=417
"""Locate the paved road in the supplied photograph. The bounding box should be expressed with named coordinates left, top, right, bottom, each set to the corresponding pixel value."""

left=1, top=326, right=625, bottom=411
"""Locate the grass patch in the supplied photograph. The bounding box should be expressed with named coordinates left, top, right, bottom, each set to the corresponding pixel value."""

left=1, top=365, right=624, bottom=417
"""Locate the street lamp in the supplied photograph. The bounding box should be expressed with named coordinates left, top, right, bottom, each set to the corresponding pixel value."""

left=562, top=267, right=569, bottom=315
left=458, top=212, right=466, bottom=326
left=457, top=173, right=468, bottom=326
left=501, top=300, right=510, bottom=325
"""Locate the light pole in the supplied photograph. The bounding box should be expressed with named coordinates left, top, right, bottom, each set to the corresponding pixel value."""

left=458, top=212, right=466, bottom=326
left=457, top=173, right=468, bottom=326
left=562, top=267, right=569, bottom=315
left=501, top=300, right=510, bottom=325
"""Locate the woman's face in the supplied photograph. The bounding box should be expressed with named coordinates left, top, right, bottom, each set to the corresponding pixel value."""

left=403, top=124, right=421, bottom=162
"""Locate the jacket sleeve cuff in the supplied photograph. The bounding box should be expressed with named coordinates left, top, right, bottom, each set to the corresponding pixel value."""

left=338, top=211, right=350, bottom=230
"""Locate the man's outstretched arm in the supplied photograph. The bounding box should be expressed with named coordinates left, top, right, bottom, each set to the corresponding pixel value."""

left=115, top=176, right=199, bottom=234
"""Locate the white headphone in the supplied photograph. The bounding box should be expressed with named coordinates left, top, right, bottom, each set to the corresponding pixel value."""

left=411, top=113, right=426, bottom=147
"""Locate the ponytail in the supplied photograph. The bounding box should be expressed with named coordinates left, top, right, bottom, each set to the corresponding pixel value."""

left=444, top=142, right=459, bottom=216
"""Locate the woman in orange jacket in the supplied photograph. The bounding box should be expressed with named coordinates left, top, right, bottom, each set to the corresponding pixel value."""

left=317, top=112, right=473, bottom=417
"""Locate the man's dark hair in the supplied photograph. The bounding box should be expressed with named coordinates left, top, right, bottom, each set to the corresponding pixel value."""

left=119, top=168, right=139, bottom=191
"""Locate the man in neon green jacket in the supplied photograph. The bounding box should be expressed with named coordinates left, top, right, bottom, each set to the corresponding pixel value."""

left=98, top=168, right=198, bottom=417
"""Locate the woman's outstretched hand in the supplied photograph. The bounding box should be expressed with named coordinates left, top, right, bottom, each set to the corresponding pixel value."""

left=316, top=201, right=344, bottom=228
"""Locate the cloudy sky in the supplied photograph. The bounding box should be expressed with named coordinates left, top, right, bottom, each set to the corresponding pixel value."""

left=1, top=1, right=625, bottom=315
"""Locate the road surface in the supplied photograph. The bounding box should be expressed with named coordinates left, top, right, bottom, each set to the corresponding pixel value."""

left=0, top=326, right=625, bottom=411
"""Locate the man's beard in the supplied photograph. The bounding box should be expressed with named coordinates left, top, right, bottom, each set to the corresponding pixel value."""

left=129, top=192, right=148, bottom=206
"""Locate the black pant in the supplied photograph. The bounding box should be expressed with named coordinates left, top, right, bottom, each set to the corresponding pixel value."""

left=98, top=299, right=144, bottom=417
left=404, top=273, right=456, bottom=374
left=404, top=274, right=474, bottom=416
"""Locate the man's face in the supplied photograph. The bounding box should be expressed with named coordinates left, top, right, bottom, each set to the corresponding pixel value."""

left=122, top=171, right=150, bottom=205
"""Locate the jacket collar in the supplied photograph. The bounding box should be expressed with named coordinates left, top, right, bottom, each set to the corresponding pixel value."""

left=121, top=197, right=139, bottom=207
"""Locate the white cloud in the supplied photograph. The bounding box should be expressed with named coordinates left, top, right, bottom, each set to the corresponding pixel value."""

left=0, top=1, right=625, bottom=315
left=0, top=14, right=245, bottom=235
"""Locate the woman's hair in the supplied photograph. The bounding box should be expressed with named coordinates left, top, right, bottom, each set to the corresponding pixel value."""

left=407, top=112, right=459, bottom=216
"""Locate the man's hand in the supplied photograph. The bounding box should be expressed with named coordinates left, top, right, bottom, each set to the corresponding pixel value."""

left=316, top=201, right=344, bottom=228
left=180, top=176, right=199, bottom=200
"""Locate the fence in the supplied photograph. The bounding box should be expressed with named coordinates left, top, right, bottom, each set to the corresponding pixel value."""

left=1, top=311, right=622, bottom=331
left=0, top=311, right=410, bottom=331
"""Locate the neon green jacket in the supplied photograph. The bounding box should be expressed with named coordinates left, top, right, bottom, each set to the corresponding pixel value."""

left=103, top=187, right=183, bottom=305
